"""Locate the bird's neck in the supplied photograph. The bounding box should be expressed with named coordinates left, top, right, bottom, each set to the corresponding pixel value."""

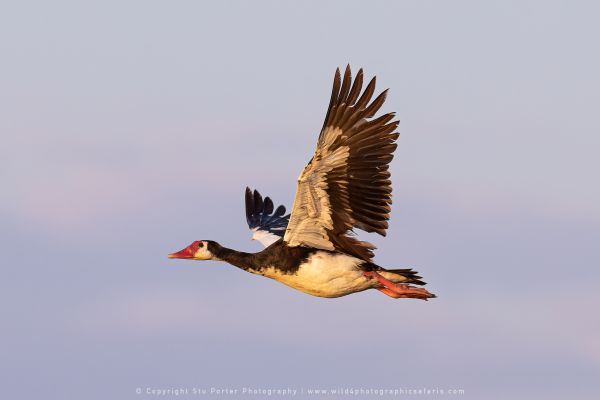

left=212, top=245, right=256, bottom=271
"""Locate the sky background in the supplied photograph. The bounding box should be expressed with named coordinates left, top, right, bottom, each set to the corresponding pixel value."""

left=1, top=1, right=599, bottom=399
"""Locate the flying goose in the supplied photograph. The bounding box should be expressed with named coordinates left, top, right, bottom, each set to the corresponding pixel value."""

left=169, top=66, right=435, bottom=300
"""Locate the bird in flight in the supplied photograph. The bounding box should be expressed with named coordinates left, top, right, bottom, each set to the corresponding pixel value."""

left=169, top=66, right=435, bottom=300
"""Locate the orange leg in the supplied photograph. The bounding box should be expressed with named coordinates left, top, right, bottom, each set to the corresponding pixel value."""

left=377, top=287, right=411, bottom=298
left=364, top=271, right=436, bottom=300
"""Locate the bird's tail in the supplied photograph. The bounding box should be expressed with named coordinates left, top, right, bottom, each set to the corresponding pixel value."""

left=378, top=268, right=426, bottom=286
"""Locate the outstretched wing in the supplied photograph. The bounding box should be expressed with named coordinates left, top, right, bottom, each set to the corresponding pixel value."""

left=245, top=187, right=290, bottom=247
left=283, top=66, right=399, bottom=261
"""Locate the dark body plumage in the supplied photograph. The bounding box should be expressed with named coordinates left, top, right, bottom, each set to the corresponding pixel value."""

left=207, top=239, right=312, bottom=274
left=206, top=239, right=425, bottom=286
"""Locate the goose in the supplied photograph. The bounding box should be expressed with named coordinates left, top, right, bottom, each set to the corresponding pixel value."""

left=169, top=66, right=435, bottom=300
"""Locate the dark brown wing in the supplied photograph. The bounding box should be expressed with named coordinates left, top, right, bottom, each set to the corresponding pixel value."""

left=283, top=65, right=399, bottom=261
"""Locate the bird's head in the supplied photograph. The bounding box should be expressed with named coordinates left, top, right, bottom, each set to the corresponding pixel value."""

left=167, top=240, right=219, bottom=261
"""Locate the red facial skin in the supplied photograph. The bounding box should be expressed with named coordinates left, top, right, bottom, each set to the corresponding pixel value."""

left=168, top=241, right=200, bottom=259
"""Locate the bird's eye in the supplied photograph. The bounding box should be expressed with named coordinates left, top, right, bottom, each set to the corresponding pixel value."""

left=198, top=242, right=204, bottom=248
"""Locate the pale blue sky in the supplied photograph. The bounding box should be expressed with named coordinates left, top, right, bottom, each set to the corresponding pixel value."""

left=1, top=1, right=599, bottom=399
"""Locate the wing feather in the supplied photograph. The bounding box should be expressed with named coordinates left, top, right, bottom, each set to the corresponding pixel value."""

left=283, top=66, right=400, bottom=261
left=245, top=188, right=290, bottom=248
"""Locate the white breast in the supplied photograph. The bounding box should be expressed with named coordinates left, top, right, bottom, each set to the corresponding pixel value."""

left=258, top=251, right=375, bottom=298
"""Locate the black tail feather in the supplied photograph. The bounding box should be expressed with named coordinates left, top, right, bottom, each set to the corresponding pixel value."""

left=385, top=268, right=426, bottom=286
left=362, top=262, right=428, bottom=286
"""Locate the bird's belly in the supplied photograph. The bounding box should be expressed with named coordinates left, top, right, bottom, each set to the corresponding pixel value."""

left=259, top=252, right=374, bottom=298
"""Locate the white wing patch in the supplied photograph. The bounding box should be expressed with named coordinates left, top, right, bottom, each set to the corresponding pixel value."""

left=251, top=228, right=281, bottom=248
